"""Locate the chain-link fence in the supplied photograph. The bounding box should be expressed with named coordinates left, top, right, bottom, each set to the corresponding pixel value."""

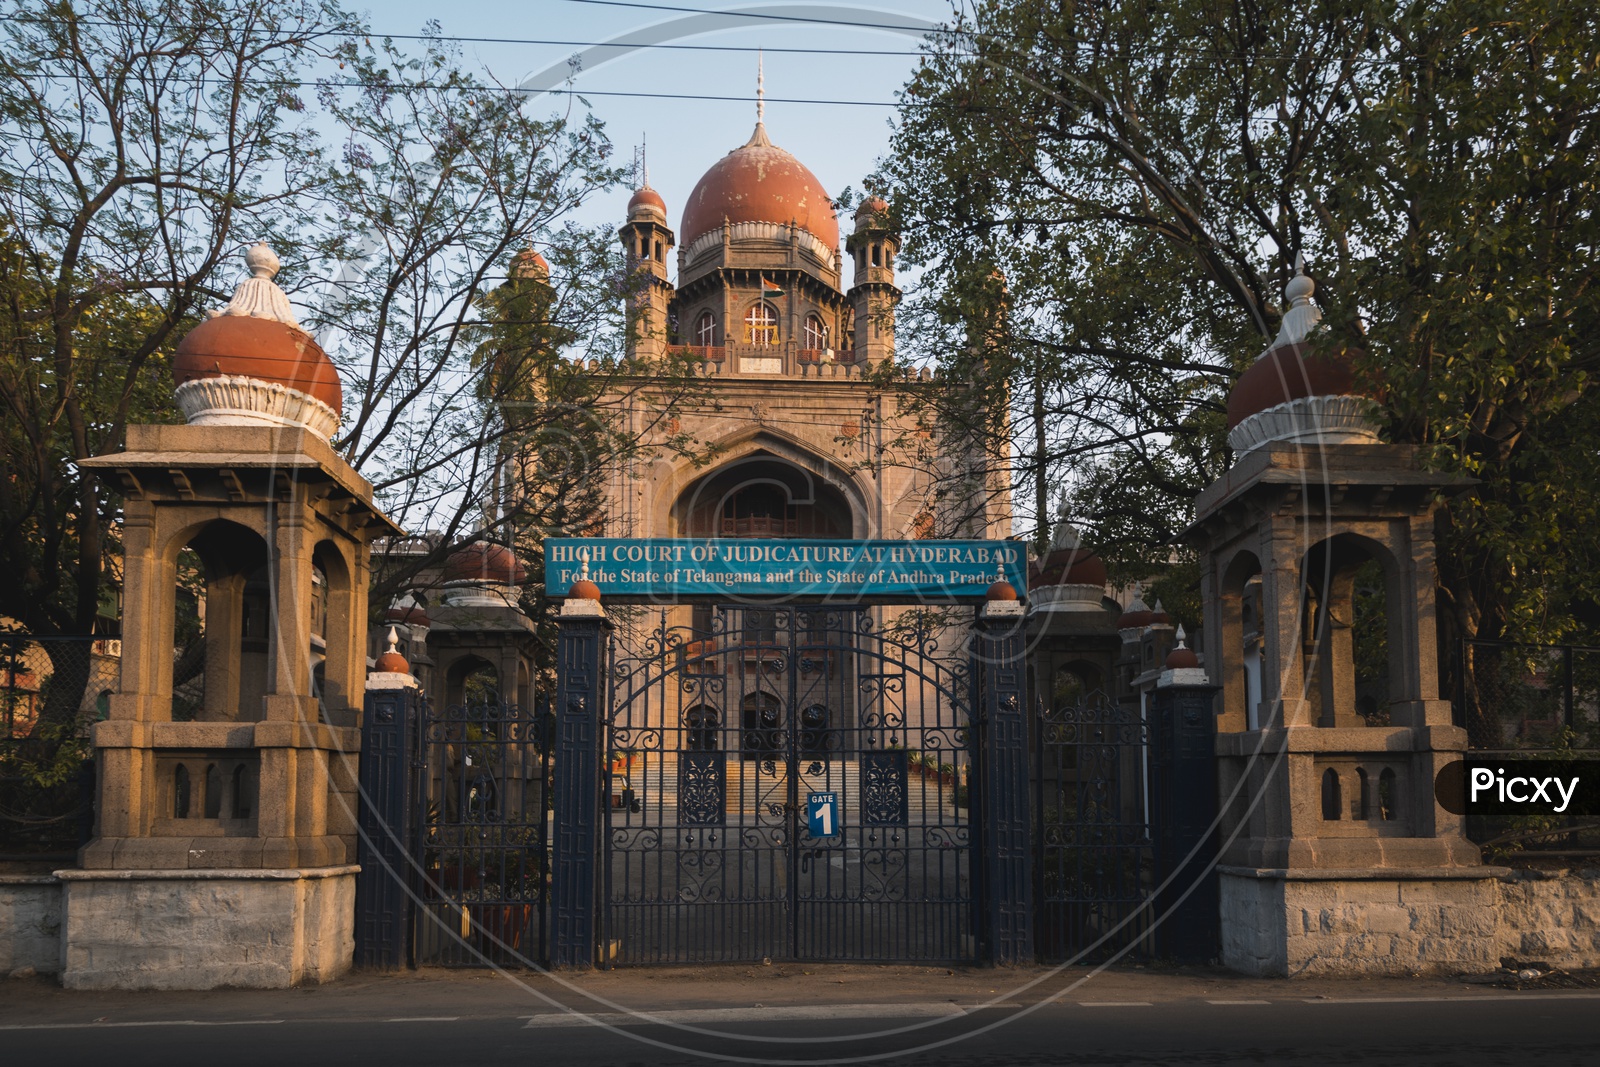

left=1459, top=641, right=1600, bottom=754
left=0, top=635, right=117, bottom=857
left=1457, top=640, right=1600, bottom=860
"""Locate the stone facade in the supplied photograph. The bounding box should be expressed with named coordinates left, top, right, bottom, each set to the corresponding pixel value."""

left=1220, top=866, right=1600, bottom=976
left=0, top=874, right=62, bottom=976
left=56, top=866, right=356, bottom=990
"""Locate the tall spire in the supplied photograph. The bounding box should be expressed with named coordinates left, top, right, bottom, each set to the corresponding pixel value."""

left=641, top=130, right=650, bottom=189
left=756, top=49, right=765, bottom=125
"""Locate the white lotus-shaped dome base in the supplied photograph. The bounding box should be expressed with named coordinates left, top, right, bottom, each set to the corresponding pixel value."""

left=1229, top=394, right=1381, bottom=455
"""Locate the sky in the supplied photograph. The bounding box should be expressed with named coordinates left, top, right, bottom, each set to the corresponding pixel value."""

left=363, top=0, right=958, bottom=260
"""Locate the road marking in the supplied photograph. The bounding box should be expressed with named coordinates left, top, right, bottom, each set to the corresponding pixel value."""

left=1302, top=993, right=1600, bottom=1005
left=1077, top=1002, right=1153, bottom=1008
left=0, top=1020, right=286, bottom=1030
left=523, top=1003, right=965, bottom=1028
left=386, top=1016, right=461, bottom=1023
left=1207, top=999, right=1271, bottom=1005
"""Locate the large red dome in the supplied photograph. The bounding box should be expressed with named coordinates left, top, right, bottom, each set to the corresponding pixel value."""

left=174, top=315, right=342, bottom=416
left=1226, top=340, right=1369, bottom=430
left=680, top=124, right=839, bottom=250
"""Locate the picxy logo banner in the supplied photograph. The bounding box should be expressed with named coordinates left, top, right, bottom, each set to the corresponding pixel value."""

left=1435, top=758, right=1600, bottom=818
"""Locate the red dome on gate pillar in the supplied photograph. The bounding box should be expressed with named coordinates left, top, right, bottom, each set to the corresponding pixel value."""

left=680, top=123, right=840, bottom=251
left=172, top=243, right=343, bottom=439
left=1225, top=260, right=1382, bottom=452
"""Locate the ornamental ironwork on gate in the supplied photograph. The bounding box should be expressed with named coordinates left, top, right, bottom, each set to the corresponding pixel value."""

left=1035, top=694, right=1154, bottom=962
left=413, top=698, right=554, bottom=967
left=601, top=606, right=977, bottom=965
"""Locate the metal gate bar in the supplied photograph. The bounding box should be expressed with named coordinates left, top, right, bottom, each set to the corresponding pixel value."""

left=1035, top=695, right=1153, bottom=962
left=415, top=699, right=552, bottom=967
left=602, top=606, right=977, bottom=965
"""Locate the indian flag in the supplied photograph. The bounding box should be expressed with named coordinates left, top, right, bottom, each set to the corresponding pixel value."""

left=761, top=275, right=785, bottom=297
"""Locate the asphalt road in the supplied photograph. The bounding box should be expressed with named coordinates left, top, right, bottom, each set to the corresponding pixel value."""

left=6, top=967, right=1599, bottom=1067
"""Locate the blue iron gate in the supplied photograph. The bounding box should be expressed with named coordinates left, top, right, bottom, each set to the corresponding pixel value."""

left=601, top=606, right=978, bottom=965
left=1034, top=694, right=1154, bottom=962
left=413, top=698, right=553, bottom=967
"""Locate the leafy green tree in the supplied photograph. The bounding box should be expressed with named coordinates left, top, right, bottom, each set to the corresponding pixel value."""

left=878, top=0, right=1599, bottom=657
left=0, top=2, right=681, bottom=734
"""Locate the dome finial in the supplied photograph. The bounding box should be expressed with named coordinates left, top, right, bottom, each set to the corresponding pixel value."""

left=214, top=242, right=302, bottom=330
left=756, top=49, right=765, bottom=125
left=1260, top=251, right=1321, bottom=357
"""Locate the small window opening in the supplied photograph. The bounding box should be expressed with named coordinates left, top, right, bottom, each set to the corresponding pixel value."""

left=174, top=764, right=191, bottom=819
left=1321, top=768, right=1342, bottom=821
left=1378, top=768, right=1397, bottom=821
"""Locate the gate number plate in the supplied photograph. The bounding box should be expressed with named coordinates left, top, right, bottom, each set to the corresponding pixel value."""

left=807, top=792, right=840, bottom=838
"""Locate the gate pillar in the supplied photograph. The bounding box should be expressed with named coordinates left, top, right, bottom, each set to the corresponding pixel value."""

left=355, top=641, right=421, bottom=970
left=1147, top=632, right=1221, bottom=962
left=975, top=589, right=1033, bottom=964
left=550, top=580, right=609, bottom=969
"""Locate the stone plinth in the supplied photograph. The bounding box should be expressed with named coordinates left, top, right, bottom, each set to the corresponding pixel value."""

left=0, top=874, right=62, bottom=976
left=1220, top=866, right=1508, bottom=976
left=58, top=865, right=357, bottom=990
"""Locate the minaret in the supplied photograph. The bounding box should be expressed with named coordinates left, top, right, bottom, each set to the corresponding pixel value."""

left=619, top=137, right=675, bottom=361
left=846, top=195, right=899, bottom=365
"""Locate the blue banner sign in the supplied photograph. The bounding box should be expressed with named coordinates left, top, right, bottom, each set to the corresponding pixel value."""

left=543, top=538, right=1025, bottom=600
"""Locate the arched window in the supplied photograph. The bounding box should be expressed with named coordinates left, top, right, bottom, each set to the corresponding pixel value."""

left=695, top=310, right=717, bottom=347
left=173, top=764, right=192, bottom=819
left=1378, top=768, right=1397, bottom=821
left=871, top=244, right=881, bottom=267
left=803, top=313, right=828, bottom=351
left=204, top=763, right=223, bottom=818
left=1355, top=767, right=1370, bottom=820
left=232, top=764, right=254, bottom=819
left=744, top=302, right=779, bottom=346
left=1321, top=768, right=1342, bottom=820
left=653, top=239, right=663, bottom=261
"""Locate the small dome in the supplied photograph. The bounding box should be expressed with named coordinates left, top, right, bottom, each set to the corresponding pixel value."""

left=628, top=186, right=667, bottom=219
left=510, top=246, right=550, bottom=281
left=854, top=196, right=890, bottom=229
left=680, top=123, right=839, bottom=251
left=441, top=542, right=527, bottom=586
left=374, top=648, right=410, bottom=673
left=172, top=244, right=341, bottom=437
left=1117, top=589, right=1155, bottom=630
left=1165, top=644, right=1200, bottom=670
left=1165, top=623, right=1200, bottom=670
left=384, top=602, right=431, bottom=629
left=1148, top=599, right=1173, bottom=627
left=567, top=577, right=602, bottom=601
left=1033, top=515, right=1108, bottom=588
left=985, top=580, right=1019, bottom=602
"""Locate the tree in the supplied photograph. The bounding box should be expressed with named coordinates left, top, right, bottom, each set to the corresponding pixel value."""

left=0, top=2, right=690, bottom=732
left=0, top=0, right=355, bottom=643
left=878, top=0, right=1600, bottom=650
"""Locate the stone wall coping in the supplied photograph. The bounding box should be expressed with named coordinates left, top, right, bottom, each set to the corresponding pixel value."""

left=53, top=864, right=360, bottom=883
left=0, top=873, right=61, bottom=885
left=1218, top=864, right=1512, bottom=881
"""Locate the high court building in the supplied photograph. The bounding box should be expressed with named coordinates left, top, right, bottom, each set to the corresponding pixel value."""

left=3, top=110, right=1597, bottom=990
